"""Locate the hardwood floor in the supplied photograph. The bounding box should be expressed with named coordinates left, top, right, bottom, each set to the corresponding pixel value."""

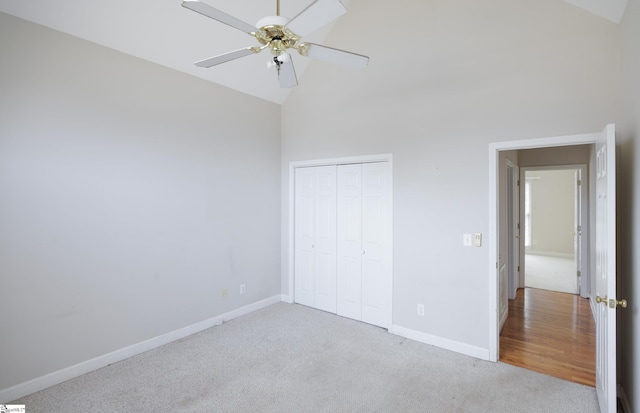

left=500, top=287, right=596, bottom=387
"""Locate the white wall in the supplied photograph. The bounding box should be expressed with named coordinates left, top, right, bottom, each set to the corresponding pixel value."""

left=525, top=169, right=575, bottom=256
left=281, top=0, right=619, bottom=353
left=0, top=13, right=281, bottom=393
left=618, top=0, right=640, bottom=409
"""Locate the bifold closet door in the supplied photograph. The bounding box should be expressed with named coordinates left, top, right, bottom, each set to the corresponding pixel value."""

left=337, top=162, right=391, bottom=328
left=294, top=166, right=337, bottom=313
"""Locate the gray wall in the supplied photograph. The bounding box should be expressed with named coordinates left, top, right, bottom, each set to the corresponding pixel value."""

left=281, top=0, right=619, bottom=353
left=0, top=13, right=281, bottom=391
left=619, top=0, right=640, bottom=410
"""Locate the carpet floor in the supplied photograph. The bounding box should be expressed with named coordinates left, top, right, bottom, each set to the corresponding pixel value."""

left=13, top=302, right=599, bottom=412
left=525, top=254, right=578, bottom=294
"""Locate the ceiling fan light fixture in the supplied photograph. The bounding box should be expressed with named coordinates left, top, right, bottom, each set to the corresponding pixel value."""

left=277, top=52, right=290, bottom=63
left=183, top=0, right=368, bottom=88
left=256, top=15, right=290, bottom=28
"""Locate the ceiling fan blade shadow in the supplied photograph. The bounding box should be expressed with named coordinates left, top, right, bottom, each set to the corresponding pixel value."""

left=182, top=0, right=257, bottom=34
left=195, top=47, right=257, bottom=68
left=279, top=57, right=298, bottom=88
left=285, top=0, right=346, bottom=37
left=300, top=43, right=369, bottom=69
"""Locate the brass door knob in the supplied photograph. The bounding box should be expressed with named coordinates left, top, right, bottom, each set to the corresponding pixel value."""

left=596, top=295, right=628, bottom=309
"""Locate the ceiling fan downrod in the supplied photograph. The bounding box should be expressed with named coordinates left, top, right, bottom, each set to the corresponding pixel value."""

left=277, top=0, right=280, bottom=16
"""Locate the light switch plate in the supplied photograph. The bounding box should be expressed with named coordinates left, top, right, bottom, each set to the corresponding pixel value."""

left=473, top=233, right=482, bottom=247
left=463, top=234, right=472, bottom=246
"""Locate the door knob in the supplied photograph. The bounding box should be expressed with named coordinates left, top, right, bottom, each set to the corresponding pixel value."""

left=596, top=295, right=628, bottom=309
left=616, top=299, right=628, bottom=309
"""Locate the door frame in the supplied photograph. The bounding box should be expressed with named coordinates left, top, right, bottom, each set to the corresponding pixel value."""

left=505, top=159, right=519, bottom=301
left=286, top=153, right=394, bottom=326
left=519, top=164, right=589, bottom=296
left=488, top=133, right=598, bottom=362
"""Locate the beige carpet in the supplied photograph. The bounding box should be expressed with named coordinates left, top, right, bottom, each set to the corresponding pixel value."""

left=13, top=302, right=598, bottom=412
left=525, top=254, right=578, bottom=294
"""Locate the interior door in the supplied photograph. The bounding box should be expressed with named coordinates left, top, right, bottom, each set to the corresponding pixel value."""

left=294, top=167, right=317, bottom=308
left=507, top=161, right=520, bottom=300
left=294, top=165, right=337, bottom=312
left=574, top=169, right=582, bottom=295
left=337, top=162, right=391, bottom=328
left=337, top=163, right=363, bottom=320
left=312, top=166, right=337, bottom=313
left=595, top=124, right=617, bottom=413
left=360, top=162, right=391, bottom=328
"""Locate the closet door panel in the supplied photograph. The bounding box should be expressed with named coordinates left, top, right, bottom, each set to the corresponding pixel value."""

left=294, top=168, right=317, bottom=307
left=337, top=164, right=363, bottom=320
left=361, top=162, right=391, bottom=328
left=313, top=166, right=337, bottom=313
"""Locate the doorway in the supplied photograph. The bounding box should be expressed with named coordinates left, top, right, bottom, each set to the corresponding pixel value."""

left=500, top=154, right=594, bottom=385
left=488, top=133, right=598, bottom=363
left=522, top=166, right=588, bottom=297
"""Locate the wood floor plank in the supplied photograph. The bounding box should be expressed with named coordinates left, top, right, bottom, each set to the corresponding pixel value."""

left=499, top=288, right=595, bottom=387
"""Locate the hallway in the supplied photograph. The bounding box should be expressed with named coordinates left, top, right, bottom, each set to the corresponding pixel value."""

left=499, top=288, right=595, bottom=387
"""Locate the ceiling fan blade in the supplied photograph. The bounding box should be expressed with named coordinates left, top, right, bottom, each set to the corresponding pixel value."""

left=285, top=0, right=347, bottom=37
left=299, top=43, right=369, bottom=69
left=182, top=0, right=257, bottom=34
left=279, top=57, right=298, bottom=88
left=195, top=47, right=257, bottom=68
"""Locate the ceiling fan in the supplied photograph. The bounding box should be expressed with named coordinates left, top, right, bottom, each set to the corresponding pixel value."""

left=181, top=0, right=369, bottom=88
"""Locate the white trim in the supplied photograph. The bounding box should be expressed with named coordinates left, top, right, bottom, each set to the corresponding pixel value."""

left=220, top=295, right=282, bottom=323
left=618, top=384, right=631, bottom=413
left=287, top=154, right=394, bottom=328
left=0, top=295, right=282, bottom=404
left=488, top=132, right=599, bottom=362
left=389, top=325, right=490, bottom=360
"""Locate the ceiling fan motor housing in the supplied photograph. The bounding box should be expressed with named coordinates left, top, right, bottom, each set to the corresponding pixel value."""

left=255, top=16, right=300, bottom=55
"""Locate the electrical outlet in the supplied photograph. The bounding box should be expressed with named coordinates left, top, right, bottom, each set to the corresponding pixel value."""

left=221, top=289, right=227, bottom=300
left=240, top=284, right=246, bottom=294
left=417, top=304, right=425, bottom=316
left=474, top=233, right=482, bottom=247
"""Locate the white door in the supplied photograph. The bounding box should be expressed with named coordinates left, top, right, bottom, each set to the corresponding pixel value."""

left=360, top=162, right=391, bottom=327
left=337, top=164, right=363, bottom=320
left=294, top=166, right=337, bottom=313
left=595, top=124, right=618, bottom=413
left=506, top=161, right=520, bottom=300
left=336, top=162, right=391, bottom=328
left=294, top=167, right=316, bottom=308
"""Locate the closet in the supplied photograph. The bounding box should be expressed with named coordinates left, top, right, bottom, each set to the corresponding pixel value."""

left=294, top=161, right=391, bottom=328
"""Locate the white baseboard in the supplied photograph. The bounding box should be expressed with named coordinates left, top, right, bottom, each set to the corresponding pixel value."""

left=389, top=325, right=490, bottom=361
left=0, top=295, right=282, bottom=404
left=220, top=295, right=282, bottom=323
left=618, top=384, right=632, bottom=413
left=280, top=294, right=293, bottom=304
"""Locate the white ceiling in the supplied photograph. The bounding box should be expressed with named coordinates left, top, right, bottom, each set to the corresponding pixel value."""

left=564, top=0, right=628, bottom=23
left=0, top=0, right=626, bottom=105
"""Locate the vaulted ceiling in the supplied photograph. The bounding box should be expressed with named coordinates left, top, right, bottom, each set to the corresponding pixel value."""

left=0, top=0, right=627, bottom=105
